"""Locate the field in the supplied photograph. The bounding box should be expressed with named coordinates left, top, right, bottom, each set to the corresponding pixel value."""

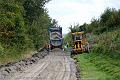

left=74, top=53, right=120, bottom=80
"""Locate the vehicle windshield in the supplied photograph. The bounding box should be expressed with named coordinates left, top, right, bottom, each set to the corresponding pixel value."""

left=75, top=35, right=82, bottom=40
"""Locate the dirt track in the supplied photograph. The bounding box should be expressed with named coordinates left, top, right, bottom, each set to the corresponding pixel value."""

left=7, top=49, right=77, bottom=80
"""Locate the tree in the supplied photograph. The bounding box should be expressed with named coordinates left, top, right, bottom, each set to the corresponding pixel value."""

left=23, top=0, right=50, bottom=24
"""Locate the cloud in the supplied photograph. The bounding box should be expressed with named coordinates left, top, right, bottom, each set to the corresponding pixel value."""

left=46, top=0, right=120, bottom=34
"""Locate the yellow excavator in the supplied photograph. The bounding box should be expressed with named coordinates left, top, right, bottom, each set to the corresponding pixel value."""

left=71, top=32, right=89, bottom=54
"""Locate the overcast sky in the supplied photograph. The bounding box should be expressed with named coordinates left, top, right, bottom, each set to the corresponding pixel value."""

left=46, top=0, right=120, bottom=34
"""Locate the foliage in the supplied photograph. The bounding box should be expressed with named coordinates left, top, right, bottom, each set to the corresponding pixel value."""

left=23, top=0, right=50, bottom=24
left=63, top=33, right=72, bottom=46
left=0, top=2, right=28, bottom=49
left=91, top=29, right=120, bottom=59
left=0, top=0, right=53, bottom=64
left=66, top=8, right=120, bottom=58
left=85, top=9, right=120, bottom=80
left=87, top=8, right=120, bottom=34
left=64, top=7, right=120, bottom=80
left=68, top=8, right=120, bottom=35
left=28, top=12, right=52, bottom=49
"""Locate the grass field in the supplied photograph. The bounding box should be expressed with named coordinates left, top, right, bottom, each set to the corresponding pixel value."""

left=74, top=53, right=114, bottom=80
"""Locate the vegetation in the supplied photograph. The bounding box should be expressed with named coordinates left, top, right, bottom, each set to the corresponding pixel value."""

left=74, top=54, right=114, bottom=80
left=0, top=0, right=57, bottom=64
left=64, top=8, right=120, bottom=80
left=69, top=8, right=120, bottom=34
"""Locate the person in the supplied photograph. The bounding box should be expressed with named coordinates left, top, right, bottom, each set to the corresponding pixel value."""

left=44, top=43, right=49, bottom=51
left=64, top=45, right=67, bottom=51
left=64, top=43, right=69, bottom=51
left=66, top=42, right=69, bottom=48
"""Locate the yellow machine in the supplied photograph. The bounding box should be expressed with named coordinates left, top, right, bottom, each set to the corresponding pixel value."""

left=71, top=32, right=89, bottom=54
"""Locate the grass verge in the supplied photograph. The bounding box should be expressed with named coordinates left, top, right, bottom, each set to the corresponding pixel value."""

left=0, top=48, right=35, bottom=64
left=74, top=53, right=114, bottom=80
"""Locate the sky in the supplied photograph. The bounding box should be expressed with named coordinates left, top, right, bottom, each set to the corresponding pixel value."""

left=45, top=0, right=120, bottom=34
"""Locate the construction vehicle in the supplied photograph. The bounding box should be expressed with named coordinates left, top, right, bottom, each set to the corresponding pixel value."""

left=49, top=27, right=63, bottom=50
left=71, top=32, right=89, bottom=54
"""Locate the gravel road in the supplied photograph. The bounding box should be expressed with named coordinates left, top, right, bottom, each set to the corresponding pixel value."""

left=1, top=49, right=77, bottom=80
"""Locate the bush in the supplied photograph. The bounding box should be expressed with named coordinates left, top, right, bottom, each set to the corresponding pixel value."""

left=0, top=0, right=52, bottom=63
left=91, top=28, right=120, bottom=58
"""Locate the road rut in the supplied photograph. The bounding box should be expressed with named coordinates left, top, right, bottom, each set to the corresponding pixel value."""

left=9, top=49, right=77, bottom=80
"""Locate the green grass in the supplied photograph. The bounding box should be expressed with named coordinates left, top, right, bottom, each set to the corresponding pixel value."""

left=0, top=48, right=34, bottom=64
left=74, top=54, right=114, bottom=80
left=87, top=53, right=120, bottom=80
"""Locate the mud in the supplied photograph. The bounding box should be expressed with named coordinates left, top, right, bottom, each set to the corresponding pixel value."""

left=0, top=49, right=77, bottom=80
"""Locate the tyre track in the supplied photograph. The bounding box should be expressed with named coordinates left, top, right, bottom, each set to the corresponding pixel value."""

left=8, top=49, right=77, bottom=80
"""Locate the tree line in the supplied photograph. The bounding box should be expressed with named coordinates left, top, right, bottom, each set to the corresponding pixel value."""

left=69, top=8, right=120, bottom=34
left=66, top=8, right=120, bottom=58
left=0, top=0, right=57, bottom=63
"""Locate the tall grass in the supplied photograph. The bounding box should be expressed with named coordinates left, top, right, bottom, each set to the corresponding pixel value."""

left=91, top=28, right=120, bottom=59
left=86, top=28, right=120, bottom=80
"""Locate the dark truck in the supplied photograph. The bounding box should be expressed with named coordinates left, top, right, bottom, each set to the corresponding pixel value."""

left=49, top=27, right=62, bottom=50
